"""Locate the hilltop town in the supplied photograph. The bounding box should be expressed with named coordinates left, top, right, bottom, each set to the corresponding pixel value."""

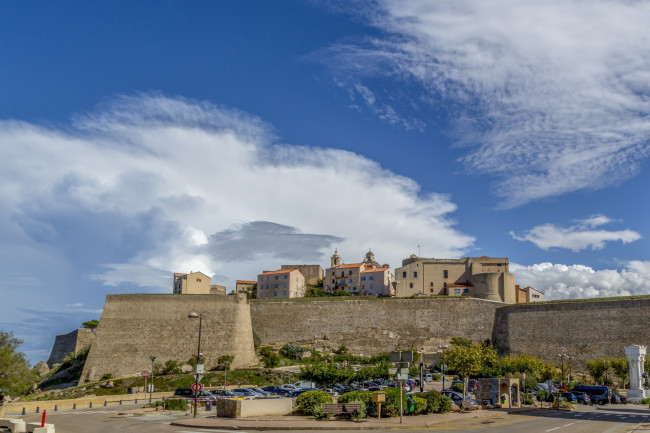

left=175, top=249, right=544, bottom=304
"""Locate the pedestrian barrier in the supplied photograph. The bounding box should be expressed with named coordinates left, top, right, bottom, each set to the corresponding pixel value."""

left=0, top=417, right=27, bottom=433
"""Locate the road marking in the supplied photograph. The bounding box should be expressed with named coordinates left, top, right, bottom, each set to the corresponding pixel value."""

left=563, top=423, right=574, bottom=427
left=545, top=428, right=561, bottom=432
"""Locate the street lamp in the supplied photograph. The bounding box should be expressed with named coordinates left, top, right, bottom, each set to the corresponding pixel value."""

left=438, top=345, right=449, bottom=391
left=150, top=356, right=157, bottom=404
left=188, top=312, right=202, bottom=418
left=224, top=361, right=229, bottom=389
left=558, top=354, right=569, bottom=386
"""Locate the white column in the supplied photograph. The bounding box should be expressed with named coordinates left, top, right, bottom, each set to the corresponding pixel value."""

left=625, top=345, right=646, bottom=402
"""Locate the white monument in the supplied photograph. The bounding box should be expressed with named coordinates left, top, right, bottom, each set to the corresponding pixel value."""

left=625, top=345, right=647, bottom=402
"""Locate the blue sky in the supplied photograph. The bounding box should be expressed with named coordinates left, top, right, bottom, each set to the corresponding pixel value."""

left=2, top=0, right=650, bottom=363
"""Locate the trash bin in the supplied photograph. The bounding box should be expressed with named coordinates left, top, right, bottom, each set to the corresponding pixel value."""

left=408, top=401, right=415, bottom=413
left=206, top=400, right=212, bottom=411
left=501, top=394, right=507, bottom=405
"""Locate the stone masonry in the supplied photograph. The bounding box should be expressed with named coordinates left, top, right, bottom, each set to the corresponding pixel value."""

left=79, top=293, right=256, bottom=383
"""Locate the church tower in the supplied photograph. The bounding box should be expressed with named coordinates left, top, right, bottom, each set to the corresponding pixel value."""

left=331, top=249, right=342, bottom=267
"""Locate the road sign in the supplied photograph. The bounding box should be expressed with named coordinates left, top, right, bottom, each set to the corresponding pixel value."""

left=394, top=362, right=410, bottom=368
left=196, top=364, right=204, bottom=374
left=389, top=368, right=397, bottom=375
left=191, top=382, right=203, bottom=392
left=197, top=374, right=203, bottom=383
left=397, top=373, right=408, bottom=380
left=141, top=371, right=150, bottom=378
left=389, top=351, right=414, bottom=363
left=523, top=373, right=526, bottom=381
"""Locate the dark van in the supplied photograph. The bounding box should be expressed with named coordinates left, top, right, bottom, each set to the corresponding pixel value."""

left=571, top=385, right=609, bottom=405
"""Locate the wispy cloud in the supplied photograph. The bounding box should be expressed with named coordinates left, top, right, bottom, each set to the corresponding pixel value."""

left=319, top=0, right=650, bottom=207
left=510, top=214, right=641, bottom=251
left=512, top=261, right=650, bottom=300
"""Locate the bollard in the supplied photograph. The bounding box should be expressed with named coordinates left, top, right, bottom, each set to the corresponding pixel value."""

left=22, top=408, right=26, bottom=415
left=89, top=402, right=93, bottom=408
left=73, top=403, right=76, bottom=410
left=104, top=400, right=107, bottom=407
left=54, top=405, right=58, bottom=412
left=36, top=406, right=40, bottom=414
left=119, top=399, right=122, bottom=405
left=206, top=400, right=212, bottom=411
left=41, top=409, right=46, bottom=428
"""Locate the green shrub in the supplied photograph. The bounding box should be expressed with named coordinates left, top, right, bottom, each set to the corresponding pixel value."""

left=411, top=395, right=428, bottom=414
left=280, top=344, right=307, bottom=359
left=641, top=397, right=650, bottom=405
left=262, top=352, right=281, bottom=368
left=422, top=391, right=452, bottom=413
left=259, top=346, right=275, bottom=357
left=100, top=373, right=112, bottom=380
left=164, top=398, right=188, bottom=411
left=451, top=382, right=464, bottom=393
left=162, top=360, right=181, bottom=375
left=381, top=387, right=408, bottom=417
left=338, top=390, right=374, bottom=409
left=524, top=397, right=535, bottom=405
left=552, top=399, right=573, bottom=409
left=536, top=390, right=548, bottom=402
left=295, top=391, right=332, bottom=415
left=431, top=373, right=441, bottom=381
left=347, top=400, right=367, bottom=420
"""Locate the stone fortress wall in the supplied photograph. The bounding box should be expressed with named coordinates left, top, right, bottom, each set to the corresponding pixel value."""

left=50, top=295, right=650, bottom=383
left=47, top=327, right=95, bottom=368
left=79, top=293, right=256, bottom=383
left=250, top=297, right=503, bottom=355
left=492, top=297, right=650, bottom=367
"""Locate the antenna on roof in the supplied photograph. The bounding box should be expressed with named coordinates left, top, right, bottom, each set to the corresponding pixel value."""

left=418, top=245, right=421, bottom=257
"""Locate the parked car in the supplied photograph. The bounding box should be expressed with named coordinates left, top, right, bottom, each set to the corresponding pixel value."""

left=572, top=385, right=609, bottom=405
left=210, top=389, right=236, bottom=398
left=440, top=390, right=479, bottom=409
left=250, top=387, right=274, bottom=396
left=231, top=388, right=262, bottom=397
left=561, top=392, right=577, bottom=402
left=286, top=389, right=310, bottom=398
left=174, top=388, right=218, bottom=403
left=570, top=391, right=591, bottom=405
left=261, top=386, right=290, bottom=395
left=609, top=394, right=621, bottom=404
left=618, top=395, right=629, bottom=404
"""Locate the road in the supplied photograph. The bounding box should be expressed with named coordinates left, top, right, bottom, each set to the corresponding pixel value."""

left=15, top=402, right=650, bottom=433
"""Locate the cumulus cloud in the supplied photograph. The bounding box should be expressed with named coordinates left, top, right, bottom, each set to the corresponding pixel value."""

left=319, top=0, right=650, bottom=207
left=0, top=93, right=474, bottom=360
left=512, top=261, right=650, bottom=300
left=510, top=215, right=641, bottom=251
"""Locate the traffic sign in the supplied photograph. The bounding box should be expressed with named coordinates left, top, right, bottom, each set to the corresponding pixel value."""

left=197, top=374, right=203, bottom=383
left=141, top=371, right=150, bottom=378
left=523, top=373, right=526, bottom=381
left=191, top=383, right=203, bottom=392
left=397, top=373, right=408, bottom=380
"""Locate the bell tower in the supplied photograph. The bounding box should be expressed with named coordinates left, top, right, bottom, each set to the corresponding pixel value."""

left=331, top=249, right=342, bottom=267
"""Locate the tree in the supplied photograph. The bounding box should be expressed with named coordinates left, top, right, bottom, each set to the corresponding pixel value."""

left=610, top=356, right=629, bottom=388
left=0, top=330, right=38, bottom=395
left=586, top=358, right=610, bottom=384
left=82, top=320, right=99, bottom=329
left=217, top=355, right=235, bottom=370
left=441, top=341, right=497, bottom=399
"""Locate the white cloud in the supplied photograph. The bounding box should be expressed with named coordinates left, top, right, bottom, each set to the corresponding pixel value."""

left=0, top=94, right=474, bottom=342
left=512, top=261, right=650, bottom=300
left=510, top=215, right=641, bottom=251
left=321, top=0, right=650, bottom=207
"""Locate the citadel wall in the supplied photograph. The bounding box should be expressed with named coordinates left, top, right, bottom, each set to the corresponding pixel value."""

left=492, top=298, right=650, bottom=368
left=250, top=297, right=503, bottom=354
left=79, top=293, right=256, bottom=383
left=47, top=328, right=95, bottom=368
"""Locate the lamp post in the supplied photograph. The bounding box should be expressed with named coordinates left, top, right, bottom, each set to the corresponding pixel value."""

left=224, top=361, right=229, bottom=389
left=149, top=356, right=157, bottom=404
left=558, top=354, right=569, bottom=386
left=438, top=345, right=449, bottom=391
left=188, top=312, right=202, bottom=418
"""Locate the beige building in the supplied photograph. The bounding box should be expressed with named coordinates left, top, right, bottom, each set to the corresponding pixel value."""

left=517, top=285, right=545, bottom=303
left=236, top=280, right=257, bottom=293
left=323, top=250, right=394, bottom=296
left=173, top=271, right=211, bottom=294
left=280, top=264, right=323, bottom=286
left=394, top=255, right=516, bottom=303
left=173, top=271, right=226, bottom=295
left=257, top=269, right=306, bottom=300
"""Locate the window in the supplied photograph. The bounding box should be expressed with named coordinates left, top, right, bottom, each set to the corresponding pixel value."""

left=284, top=275, right=288, bottom=279
left=443, top=270, right=448, bottom=278
left=430, top=288, right=434, bottom=293
left=369, top=276, right=373, bottom=280
left=273, top=291, right=277, bottom=297
left=414, top=271, right=418, bottom=278
left=362, top=285, right=365, bottom=289
left=274, top=284, right=278, bottom=288
left=349, top=278, right=353, bottom=283
left=463, top=288, right=469, bottom=293
left=443, top=282, right=447, bottom=288
left=409, top=283, right=413, bottom=288
left=353, top=287, right=357, bottom=291
left=361, top=276, right=366, bottom=281
left=454, top=289, right=460, bottom=294
left=430, top=282, right=433, bottom=287
left=402, top=271, right=407, bottom=278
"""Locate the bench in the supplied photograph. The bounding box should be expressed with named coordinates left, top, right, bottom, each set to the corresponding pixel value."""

left=321, top=403, right=362, bottom=416
left=0, top=418, right=26, bottom=433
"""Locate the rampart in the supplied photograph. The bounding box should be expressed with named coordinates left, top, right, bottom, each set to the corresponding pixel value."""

left=250, top=297, right=503, bottom=354
left=492, top=298, right=650, bottom=368
left=79, top=293, right=256, bottom=383
left=47, top=328, right=95, bottom=368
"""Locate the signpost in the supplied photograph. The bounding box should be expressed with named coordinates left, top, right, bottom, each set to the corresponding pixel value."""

left=191, top=383, right=203, bottom=393
left=389, top=351, right=414, bottom=424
